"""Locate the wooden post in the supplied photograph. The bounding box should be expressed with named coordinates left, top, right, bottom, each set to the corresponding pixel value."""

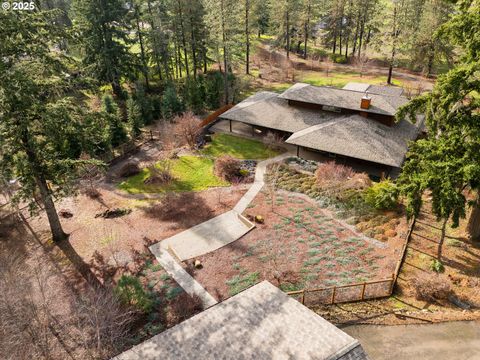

left=150, top=130, right=153, bottom=141
left=296, top=146, right=300, bottom=157
left=251, top=125, right=255, bottom=136
left=389, top=273, right=396, bottom=295
left=229, top=119, right=232, bottom=132
left=331, top=286, right=336, bottom=304
left=361, top=282, right=367, bottom=300
left=301, top=290, right=305, bottom=305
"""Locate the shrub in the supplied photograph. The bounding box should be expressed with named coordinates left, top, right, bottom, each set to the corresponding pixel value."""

left=118, top=161, right=140, bottom=177
left=214, top=155, right=241, bottom=181
left=364, top=180, right=399, bottom=210
left=315, top=162, right=355, bottom=187
left=413, top=273, right=452, bottom=302
left=127, top=96, right=143, bottom=138
left=115, top=275, right=153, bottom=313
left=144, top=162, right=174, bottom=185
left=430, top=259, right=445, bottom=273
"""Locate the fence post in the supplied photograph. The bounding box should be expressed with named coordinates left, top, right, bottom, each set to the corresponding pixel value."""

left=150, top=130, right=153, bottom=141
left=331, top=286, right=336, bottom=304
left=301, top=290, right=305, bottom=305
left=361, top=282, right=367, bottom=300
left=389, top=273, right=396, bottom=295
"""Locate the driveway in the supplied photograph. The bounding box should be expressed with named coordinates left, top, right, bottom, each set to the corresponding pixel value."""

left=341, top=321, right=480, bottom=360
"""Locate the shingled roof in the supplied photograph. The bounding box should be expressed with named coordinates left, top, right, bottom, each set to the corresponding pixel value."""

left=220, top=91, right=344, bottom=133
left=343, top=82, right=404, bottom=97
left=286, top=114, right=421, bottom=167
left=278, top=83, right=408, bottom=116
left=218, top=83, right=422, bottom=168
left=113, top=281, right=369, bottom=360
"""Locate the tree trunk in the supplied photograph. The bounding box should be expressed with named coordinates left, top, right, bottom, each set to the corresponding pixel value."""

left=437, top=218, right=447, bottom=261
left=303, top=1, right=311, bottom=59
left=146, top=0, right=163, bottom=81
left=245, top=0, right=250, bottom=75
left=467, top=198, right=480, bottom=241
left=22, top=132, right=67, bottom=243
left=134, top=2, right=150, bottom=90
left=178, top=4, right=190, bottom=79
left=286, top=10, right=290, bottom=59
left=220, top=0, right=229, bottom=104
left=387, top=64, right=394, bottom=85
left=36, top=176, right=68, bottom=242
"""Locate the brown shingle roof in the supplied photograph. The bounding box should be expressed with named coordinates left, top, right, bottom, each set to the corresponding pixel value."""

left=278, top=83, right=408, bottom=116
left=220, top=91, right=344, bottom=133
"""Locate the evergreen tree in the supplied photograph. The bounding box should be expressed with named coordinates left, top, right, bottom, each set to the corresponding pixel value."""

left=73, top=0, right=137, bottom=98
left=398, top=0, right=480, bottom=248
left=0, top=10, right=100, bottom=242
left=127, top=97, right=144, bottom=138
left=161, top=85, right=184, bottom=119
left=102, top=94, right=128, bottom=146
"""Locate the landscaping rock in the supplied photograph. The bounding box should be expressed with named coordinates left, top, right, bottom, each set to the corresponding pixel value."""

left=194, top=260, right=203, bottom=269
left=255, top=215, right=264, bottom=224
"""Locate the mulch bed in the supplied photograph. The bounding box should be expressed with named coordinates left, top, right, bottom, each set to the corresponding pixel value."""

left=187, top=191, right=404, bottom=302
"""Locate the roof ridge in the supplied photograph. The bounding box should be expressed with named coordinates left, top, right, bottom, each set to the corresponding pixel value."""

left=288, top=115, right=352, bottom=141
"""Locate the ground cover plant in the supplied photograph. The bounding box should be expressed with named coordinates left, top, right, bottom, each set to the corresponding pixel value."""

left=188, top=191, right=403, bottom=301
left=118, top=156, right=229, bottom=194
left=200, top=133, right=280, bottom=159
left=268, top=159, right=408, bottom=243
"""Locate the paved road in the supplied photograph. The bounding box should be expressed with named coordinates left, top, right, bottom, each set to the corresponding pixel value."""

left=342, top=321, right=480, bottom=360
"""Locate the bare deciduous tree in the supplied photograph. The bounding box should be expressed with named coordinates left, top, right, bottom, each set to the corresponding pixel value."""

left=173, top=111, right=202, bottom=149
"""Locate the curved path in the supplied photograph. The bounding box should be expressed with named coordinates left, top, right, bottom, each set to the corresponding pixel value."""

left=342, top=320, right=480, bottom=360
left=149, top=153, right=290, bottom=308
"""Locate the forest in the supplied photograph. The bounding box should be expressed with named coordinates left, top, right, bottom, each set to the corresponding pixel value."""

left=0, top=0, right=479, bottom=358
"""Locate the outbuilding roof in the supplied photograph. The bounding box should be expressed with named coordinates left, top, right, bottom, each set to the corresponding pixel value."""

left=113, top=281, right=369, bottom=360
left=278, top=83, right=408, bottom=116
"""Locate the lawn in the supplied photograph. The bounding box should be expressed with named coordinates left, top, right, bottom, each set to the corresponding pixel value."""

left=118, top=156, right=229, bottom=194
left=200, top=133, right=280, bottom=159
left=297, top=70, right=403, bottom=88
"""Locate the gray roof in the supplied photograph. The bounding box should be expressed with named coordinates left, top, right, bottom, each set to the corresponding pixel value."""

left=113, top=281, right=369, bottom=360
left=343, top=82, right=404, bottom=97
left=220, top=91, right=344, bottom=133
left=286, top=114, right=422, bottom=167
left=278, top=83, right=408, bottom=116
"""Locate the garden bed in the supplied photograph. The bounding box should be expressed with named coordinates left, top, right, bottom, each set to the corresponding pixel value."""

left=186, top=191, right=404, bottom=302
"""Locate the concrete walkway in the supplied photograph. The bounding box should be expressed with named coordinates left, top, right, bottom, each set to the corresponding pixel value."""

left=342, top=320, right=480, bottom=360
left=149, top=153, right=290, bottom=307
left=155, top=210, right=254, bottom=261
left=148, top=245, right=218, bottom=308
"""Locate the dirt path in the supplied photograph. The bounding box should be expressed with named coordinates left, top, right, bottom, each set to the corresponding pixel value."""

left=342, top=320, right=480, bottom=360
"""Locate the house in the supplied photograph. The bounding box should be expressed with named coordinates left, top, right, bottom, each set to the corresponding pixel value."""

left=214, top=82, right=423, bottom=178
left=113, top=281, right=369, bottom=360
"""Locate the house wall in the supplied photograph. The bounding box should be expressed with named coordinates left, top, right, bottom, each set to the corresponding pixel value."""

left=297, top=146, right=395, bottom=180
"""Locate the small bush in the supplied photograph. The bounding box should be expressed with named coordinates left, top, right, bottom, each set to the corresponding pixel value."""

left=413, top=273, right=452, bottom=302
left=144, top=163, right=174, bottom=185
left=364, top=180, right=399, bottom=210
left=115, top=275, right=153, bottom=313
left=118, top=161, right=140, bottom=178
left=214, top=155, right=241, bottom=181
left=315, top=162, right=355, bottom=187
left=430, top=259, right=445, bottom=273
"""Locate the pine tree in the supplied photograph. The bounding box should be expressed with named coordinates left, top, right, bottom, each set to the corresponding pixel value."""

left=73, top=0, right=137, bottom=98
left=127, top=97, right=143, bottom=138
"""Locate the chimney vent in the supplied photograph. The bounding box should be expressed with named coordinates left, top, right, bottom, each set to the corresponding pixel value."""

left=361, top=92, right=371, bottom=109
